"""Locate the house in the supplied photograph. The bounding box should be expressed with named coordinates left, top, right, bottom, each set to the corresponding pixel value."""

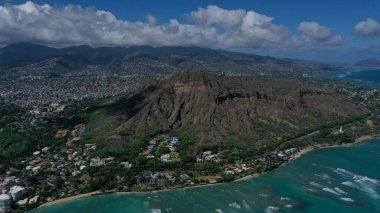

left=56, top=129, right=70, bottom=138
left=149, top=139, right=157, bottom=145
left=41, top=147, right=50, bottom=152
left=157, top=179, right=166, bottom=188
left=31, top=166, right=41, bottom=173
left=90, top=157, right=105, bottom=167
left=71, top=129, right=79, bottom=137
left=28, top=196, right=39, bottom=205
left=331, top=126, right=344, bottom=135
left=103, top=157, right=115, bottom=162
left=168, top=176, right=176, bottom=183
left=16, top=198, right=28, bottom=207
left=66, top=137, right=81, bottom=145
left=180, top=174, right=190, bottom=181
left=74, top=124, right=86, bottom=129
left=231, top=167, right=243, bottom=174
left=9, top=186, right=26, bottom=202
left=164, top=174, right=176, bottom=183
left=72, top=171, right=81, bottom=177
left=160, top=154, right=171, bottom=161
left=277, top=152, right=286, bottom=158
left=1, top=178, right=16, bottom=191
left=120, top=162, right=132, bottom=169
left=149, top=177, right=158, bottom=186
left=203, top=151, right=212, bottom=156
left=146, top=155, right=155, bottom=159
left=205, top=154, right=217, bottom=161
left=224, top=170, right=234, bottom=175
left=0, top=194, right=11, bottom=213
left=168, top=136, right=179, bottom=144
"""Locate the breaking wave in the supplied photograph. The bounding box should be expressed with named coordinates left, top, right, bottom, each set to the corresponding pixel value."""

left=265, top=206, right=280, bottom=213
left=314, top=173, right=332, bottom=180
left=228, top=202, right=241, bottom=209
left=342, top=181, right=379, bottom=199
left=334, top=187, right=347, bottom=195
left=340, top=197, right=354, bottom=202
left=322, top=187, right=341, bottom=196
left=241, top=200, right=252, bottom=211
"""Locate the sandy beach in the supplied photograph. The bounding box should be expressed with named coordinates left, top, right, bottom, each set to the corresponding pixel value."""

left=38, top=191, right=104, bottom=208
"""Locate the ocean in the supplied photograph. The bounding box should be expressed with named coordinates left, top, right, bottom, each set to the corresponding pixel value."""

left=33, top=138, right=380, bottom=213
left=319, top=69, right=380, bottom=88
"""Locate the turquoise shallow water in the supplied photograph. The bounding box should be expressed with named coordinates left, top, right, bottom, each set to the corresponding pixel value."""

left=33, top=139, right=380, bottom=213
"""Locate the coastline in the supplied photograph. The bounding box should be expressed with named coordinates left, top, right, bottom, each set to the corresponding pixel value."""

left=35, top=133, right=380, bottom=210
left=38, top=191, right=103, bottom=208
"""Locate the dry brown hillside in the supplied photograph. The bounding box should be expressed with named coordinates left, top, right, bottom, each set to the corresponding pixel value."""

left=98, top=70, right=363, bottom=151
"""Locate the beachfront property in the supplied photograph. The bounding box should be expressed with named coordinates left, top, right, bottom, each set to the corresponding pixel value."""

left=0, top=177, right=27, bottom=213
left=0, top=194, right=11, bottom=213
left=9, top=186, right=27, bottom=202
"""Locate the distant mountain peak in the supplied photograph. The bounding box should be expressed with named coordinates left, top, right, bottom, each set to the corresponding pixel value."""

left=355, top=58, right=380, bottom=67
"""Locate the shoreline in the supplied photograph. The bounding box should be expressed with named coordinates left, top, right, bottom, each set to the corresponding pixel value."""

left=36, top=133, right=380, bottom=210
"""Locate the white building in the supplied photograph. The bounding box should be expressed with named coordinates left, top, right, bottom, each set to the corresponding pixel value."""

left=29, top=196, right=39, bottom=205
left=90, top=157, right=105, bottom=167
left=16, top=198, right=28, bottom=207
left=160, top=154, right=171, bottom=161
left=33, top=151, right=41, bottom=156
left=41, top=147, right=51, bottom=152
left=120, top=162, right=132, bottom=169
left=1, top=178, right=15, bottom=191
left=0, top=194, right=11, bottom=213
left=9, top=186, right=26, bottom=202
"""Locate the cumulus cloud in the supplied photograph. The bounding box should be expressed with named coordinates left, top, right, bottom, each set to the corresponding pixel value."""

left=189, top=5, right=288, bottom=48
left=190, top=5, right=246, bottom=28
left=0, top=1, right=223, bottom=47
left=292, top=21, right=343, bottom=47
left=353, top=18, right=380, bottom=38
left=0, top=2, right=290, bottom=49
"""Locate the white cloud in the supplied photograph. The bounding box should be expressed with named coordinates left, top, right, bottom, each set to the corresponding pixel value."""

left=353, top=18, right=380, bottom=38
left=190, top=5, right=246, bottom=28
left=190, top=5, right=288, bottom=48
left=292, top=21, right=343, bottom=47
left=0, top=2, right=289, bottom=49
left=0, top=1, right=219, bottom=47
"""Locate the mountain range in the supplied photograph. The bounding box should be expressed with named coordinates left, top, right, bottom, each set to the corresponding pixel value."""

left=0, top=43, right=337, bottom=77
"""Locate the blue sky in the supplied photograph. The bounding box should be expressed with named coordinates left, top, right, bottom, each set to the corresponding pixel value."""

left=0, top=0, right=379, bottom=63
